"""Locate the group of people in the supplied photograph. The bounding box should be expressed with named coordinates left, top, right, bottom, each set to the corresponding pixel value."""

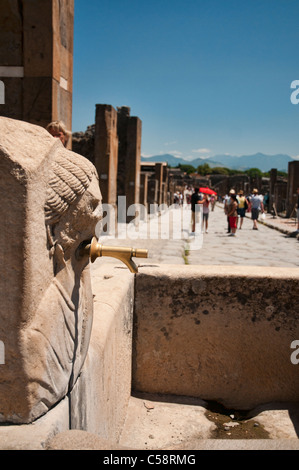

left=223, top=188, right=264, bottom=236
left=174, top=191, right=184, bottom=205
left=191, top=187, right=265, bottom=236
left=46, top=124, right=280, bottom=237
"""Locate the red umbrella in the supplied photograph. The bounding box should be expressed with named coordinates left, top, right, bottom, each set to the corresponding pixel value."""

left=199, top=187, right=217, bottom=195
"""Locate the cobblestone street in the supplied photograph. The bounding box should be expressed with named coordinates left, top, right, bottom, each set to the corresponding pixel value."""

left=186, top=204, right=299, bottom=268
left=95, top=204, right=299, bottom=270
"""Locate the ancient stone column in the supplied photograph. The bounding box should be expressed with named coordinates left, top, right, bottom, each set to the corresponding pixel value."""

left=125, top=116, right=142, bottom=209
left=117, top=107, right=142, bottom=222
left=286, top=161, right=299, bottom=217
left=269, top=168, right=277, bottom=213
left=0, top=0, right=74, bottom=147
left=94, top=105, right=118, bottom=233
left=140, top=172, right=148, bottom=215
left=0, top=117, right=102, bottom=424
left=155, top=163, right=164, bottom=206
left=163, top=165, right=169, bottom=205
left=274, top=182, right=287, bottom=213
left=147, top=178, right=158, bottom=214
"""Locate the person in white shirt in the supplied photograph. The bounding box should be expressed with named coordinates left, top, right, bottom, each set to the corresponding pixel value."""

left=249, top=188, right=264, bottom=230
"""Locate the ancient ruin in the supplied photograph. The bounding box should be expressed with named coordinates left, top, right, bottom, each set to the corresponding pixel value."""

left=0, top=0, right=298, bottom=452
left=0, top=0, right=74, bottom=147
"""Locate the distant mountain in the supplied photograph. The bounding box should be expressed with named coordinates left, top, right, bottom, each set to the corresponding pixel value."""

left=141, top=153, right=223, bottom=168
left=205, top=153, right=293, bottom=172
left=141, top=154, right=188, bottom=167
left=141, top=152, right=294, bottom=172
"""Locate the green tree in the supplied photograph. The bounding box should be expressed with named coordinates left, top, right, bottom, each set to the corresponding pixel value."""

left=197, top=163, right=211, bottom=175
left=245, top=168, right=263, bottom=178
left=210, top=167, right=229, bottom=175
left=177, top=164, right=196, bottom=174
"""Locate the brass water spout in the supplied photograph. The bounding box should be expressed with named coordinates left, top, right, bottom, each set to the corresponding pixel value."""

left=80, top=237, right=148, bottom=273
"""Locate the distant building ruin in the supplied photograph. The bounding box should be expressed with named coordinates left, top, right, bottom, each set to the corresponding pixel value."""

left=0, top=0, right=74, bottom=147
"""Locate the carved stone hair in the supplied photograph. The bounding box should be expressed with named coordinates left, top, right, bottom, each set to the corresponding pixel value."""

left=45, top=149, right=97, bottom=226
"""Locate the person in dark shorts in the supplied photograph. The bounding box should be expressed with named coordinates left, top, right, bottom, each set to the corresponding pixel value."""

left=191, top=188, right=204, bottom=232
left=237, top=190, right=248, bottom=229
left=249, top=188, right=264, bottom=230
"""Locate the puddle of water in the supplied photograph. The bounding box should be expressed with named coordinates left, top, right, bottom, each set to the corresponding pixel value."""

left=204, top=402, right=270, bottom=439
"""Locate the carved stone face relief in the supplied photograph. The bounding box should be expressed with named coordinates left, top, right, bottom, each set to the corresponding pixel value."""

left=21, top=149, right=103, bottom=422
left=0, top=117, right=103, bottom=423
left=45, top=148, right=102, bottom=257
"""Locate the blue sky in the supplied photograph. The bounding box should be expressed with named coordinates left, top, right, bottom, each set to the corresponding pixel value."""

left=72, top=0, right=299, bottom=161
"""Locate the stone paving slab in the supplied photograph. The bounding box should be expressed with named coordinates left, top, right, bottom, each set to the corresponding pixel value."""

left=257, top=211, right=298, bottom=235
left=186, top=205, right=299, bottom=268
left=119, top=394, right=299, bottom=450
left=92, top=205, right=299, bottom=270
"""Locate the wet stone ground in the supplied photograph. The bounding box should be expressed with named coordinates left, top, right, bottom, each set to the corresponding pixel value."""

left=204, top=402, right=270, bottom=439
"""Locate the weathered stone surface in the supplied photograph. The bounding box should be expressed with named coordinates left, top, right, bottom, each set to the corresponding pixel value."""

left=0, top=263, right=135, bottom=448
left=133, top=265, right=299, bottom=410
left=0, top=397, right=69, bottom=450
left=140, top=172, right=148, bottom=213
left=22, top=0, right=53, bottom=77
left=0, top=117, right=102, bottom=423
left=46, top=430, right=130, bottom=450
left=22, top=76, right=52, bottom=126
left=286, top=160, right=299, bottom=217
left=117, top=107, right=142, bottom=221
left=95, top=104, right=118, bottom=206
left=0, top=1, right=74, bottom=137
left=0, top=0, right=23, bottom=65
left=70, top=264, right=134, bottom=440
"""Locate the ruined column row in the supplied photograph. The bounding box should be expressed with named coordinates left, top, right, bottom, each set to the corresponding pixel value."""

left=85, top=104, right=173, bottom=223
left=267, top=162, right=299, bottom=216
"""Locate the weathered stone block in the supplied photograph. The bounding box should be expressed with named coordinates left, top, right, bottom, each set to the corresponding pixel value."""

left=22, top=77, right=52, bottom=127
left=22, top=0, right=53, bottom=77
left=0, top=0, right=74, bottom=138
left=0, top=0, right=23, bottom=65
left=0, top=117, right=102, bottom=423
left=133, top=265, right=299, bottom=410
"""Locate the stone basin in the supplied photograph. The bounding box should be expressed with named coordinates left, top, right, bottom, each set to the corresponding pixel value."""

left=81, top=263, right=299, bottom=449
left=0, top=263, right=298, bottom=449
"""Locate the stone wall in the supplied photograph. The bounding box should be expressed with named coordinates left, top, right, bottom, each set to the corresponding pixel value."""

left=133, top=265, right=299, bottom=410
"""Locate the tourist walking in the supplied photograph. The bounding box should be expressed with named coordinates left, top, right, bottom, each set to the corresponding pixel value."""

left=202, top=194, right=210, bottom=233
left=224, top=189, right=236, bottom=233
left=191, top=188, right=204, bottom=232
left=237, top=190, right=248, bottom=229
left=249, top=188, right=264, bottom=230
left=227, top=192, right=238, bottom=236
left=210, top=194, right=216, bottom=211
